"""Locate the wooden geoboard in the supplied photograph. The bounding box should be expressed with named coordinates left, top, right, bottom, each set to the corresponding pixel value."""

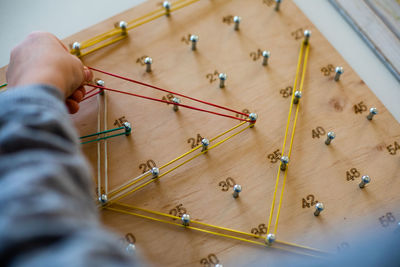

left=1, top=0, right=400, bottom=266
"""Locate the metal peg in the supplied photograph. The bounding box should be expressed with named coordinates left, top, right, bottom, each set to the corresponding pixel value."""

left=190, top=35, right=198, bottom=51
left=325, top=132, right=336, bottom=145
left=232, top=184, right=242, bottom=198
left=304, top=30, right=311, bottom=45
left=275, top=0, right=282, bottom=11
left=248, top=113, right=258, bottom=128
left=314, top=202, right=324, bottom=216
left=280, top=156, right=289, bottom=171
left=123, top=122, right=132, bottom=136
left=72, top=42, right=81, bottom=56
left=201, top=138, right=209, bottom=152
left=144, top=57, right=152, bottom=72
left=293, top=90, right=302, bottom=104
left=181, top=214, right=190, bottom=226
left=233, top=16, right=241, bottom=31
left=334, top=66, right=344, bottom=81
left=172, top=97, right=180, bottom=111
left=367, top=107, right=378, bottom=120
left=219, top=73, right=227, bottom=88
left=151, top=167, right=159, bottom=178
left=163, top=1, right=171, bottom=16
left=266, top=233, right=276, bottom=245
left=262, top=51, right=270, bottom=66
left=359, top=175, right=371, bottom=188
left=119, top=21, right=128, bottom=35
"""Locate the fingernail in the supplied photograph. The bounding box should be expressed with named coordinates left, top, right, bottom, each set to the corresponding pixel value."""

left=84, top=66, right=92, bottom=81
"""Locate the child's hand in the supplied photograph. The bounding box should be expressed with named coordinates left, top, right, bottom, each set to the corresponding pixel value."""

left=6, top=31, right=92, bottom=113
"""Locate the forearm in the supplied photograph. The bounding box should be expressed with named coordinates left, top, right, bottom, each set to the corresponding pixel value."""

left=0, top=85, right=134, bottom=266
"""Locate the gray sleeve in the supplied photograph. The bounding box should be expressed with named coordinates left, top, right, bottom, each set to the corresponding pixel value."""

left=0, top=85, right=138, bottom=267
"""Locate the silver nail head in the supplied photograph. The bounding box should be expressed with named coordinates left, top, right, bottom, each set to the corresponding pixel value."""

left=190, top=35, right=198, bottom=51
left=72, top=42, right=81, bottom=56
left=172, top=97, right=180, bottom=112
left=275, top=0, right=282, bottom=11
left=314, top=202, right=324, bottom=216
left=262, top=50, right=270, bottom=66
left=215, top=265, right=223, bottom=267
left=151, top=167, right=160, bottom=178
left=219, top=73, right=227, bottom=88
left=293, top=90, right=302, bottom=104
left=248, top=113, right=258, bottom=128
left=233, top=16, right=241, bottom=31
left=201, top=138, right=210, bottom=152
left=96, top=79, right=105, bottom=95
left=144, top=57, right=152, bottom=72
left=163, top=1, right=171, bottom=16
left=367, top=107, right=378, bottom=120
left=181, top=214, right=190, bottom=226
left=280, top=156, right=289, bottom=171
left=359, top=175, right=371, bottom=188
left=304, top=30, right=311, bottom=45
left=123, top=122, right=132, bottom=136
left=266, top=233, right=276, bottom=245
left=126, top=243, right=136, bottom=254
left=232, top=184, right=242, bottom=198
left=334, top=66, right=344, bottom=81
left=96, top=79, right=105, bottom=87
left=325, top=131, right=336, bottom=145
left=119, top=21, right=128, bottom=35
left=98, top=194, right=108, bottom=205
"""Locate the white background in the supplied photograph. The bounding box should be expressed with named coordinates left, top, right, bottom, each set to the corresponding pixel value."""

left=0, top=0, right=399, bottom=122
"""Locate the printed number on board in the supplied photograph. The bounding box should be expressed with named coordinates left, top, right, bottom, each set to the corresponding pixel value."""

left=302, top=194, right=318, bottom=208
left=353, top=101, right=367, bottom=114
left=311, top=126, right=326, bottom=139
left=200, top=253, right=220, bottom=267
left=379, top=212, right=396, bottom=227
left=181, top=33, right=193, bottom=44
left=222, top=15, right=234, bottom=25
left=139, top=159, right=156, bottom=173
left=320, top=64, right=335, bottom=76
left=346, top=168, right=360, bottom=181
left=169, top=204, right=187, bottom=220
left=251, top=223, right=268, bottom=238
left=162, top=93, right=175, bottom=104
left=206, top=70, right=220, bottom=83
left=236, top=109, right=250, bottom=119
left=387, top=141, right=400, bottom=155
left=136, top=55, right=149, bottom=66
left=291, top=28, right=304, bottom=40
left=267, top=149, right=281, bottom=163
left=187, top=134, right=204, bottom=149
left=114, top=116, right=128, bottom=127
left=262, top=0, right=274, bottom=7
left=250, top=49, right=263, bottom=61
left=280, top=86, right=293, bottom=98
left=218, top=177, right=236, bottom=192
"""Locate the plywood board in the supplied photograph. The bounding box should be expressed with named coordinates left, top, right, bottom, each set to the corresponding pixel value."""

left=1, top=0, right=399, bottom=266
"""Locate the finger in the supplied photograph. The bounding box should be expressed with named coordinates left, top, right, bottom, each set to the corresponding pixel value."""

left=70, top=90, right=84, bottom=102
left=83, top=66, right=93, bottom=82
left=78, top=86, right=86, bottom=97
left=68, top=56, right=86, bottom=95
left=66, top=99, right=80, bottom=114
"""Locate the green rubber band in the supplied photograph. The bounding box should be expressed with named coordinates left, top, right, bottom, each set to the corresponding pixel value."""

left=80, top=132, right=127, bottom=145
left=80, top=126, right=125, bottom=139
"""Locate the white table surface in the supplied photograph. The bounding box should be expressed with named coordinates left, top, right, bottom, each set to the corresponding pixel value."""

left=0, top=0, right=399, bottom=122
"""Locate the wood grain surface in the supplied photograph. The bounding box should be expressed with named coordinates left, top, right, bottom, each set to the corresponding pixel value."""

left=1, top=0, right=399, bottom=266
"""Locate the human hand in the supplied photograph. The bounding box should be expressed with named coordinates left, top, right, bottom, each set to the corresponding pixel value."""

left=6, top=31, right=92, bottom=114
